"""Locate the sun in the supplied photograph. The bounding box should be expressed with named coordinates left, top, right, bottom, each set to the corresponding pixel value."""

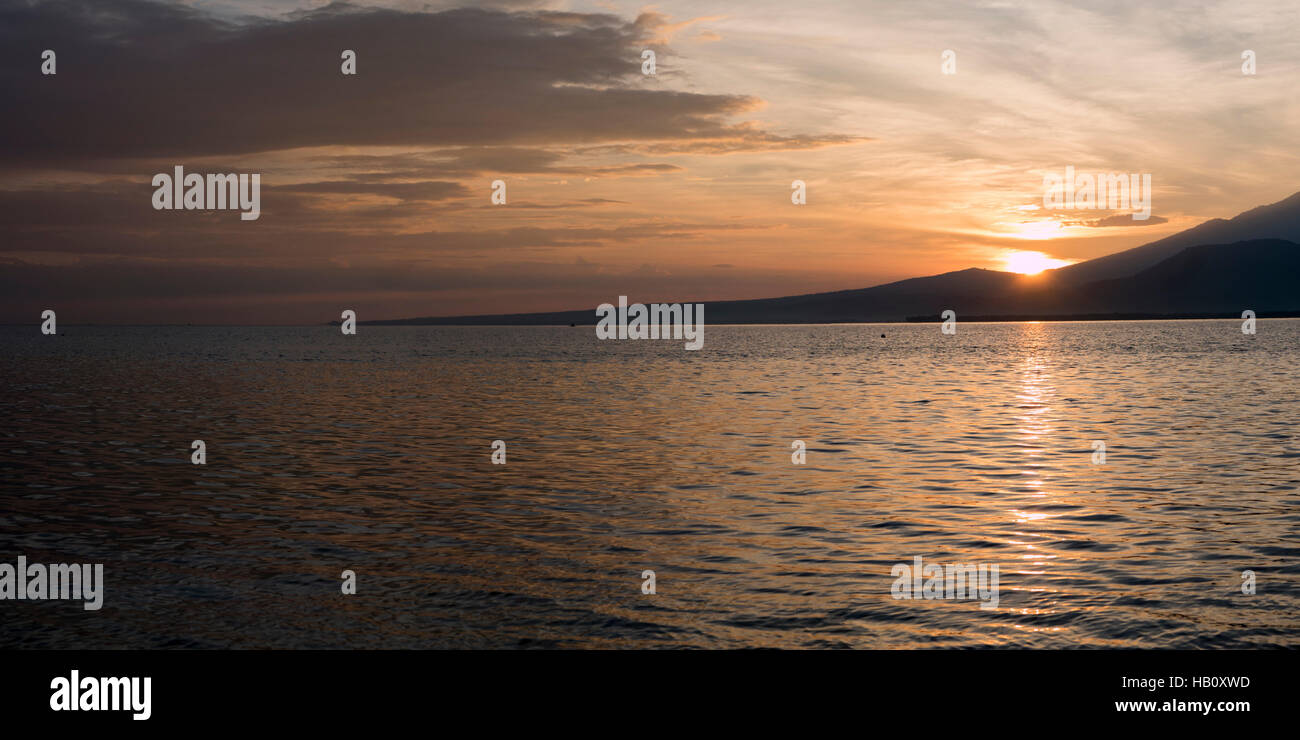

left=1001, top=250, right=1075, bottom=275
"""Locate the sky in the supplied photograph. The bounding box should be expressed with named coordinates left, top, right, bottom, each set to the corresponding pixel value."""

left=1, top=0, right=1297, bottom=324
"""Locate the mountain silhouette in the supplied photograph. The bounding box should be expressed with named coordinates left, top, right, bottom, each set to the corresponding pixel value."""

left=1061, top=238, right=1299, bottom=314
left=1049, top=190, right=1300, bottom=285
left=371, top=191, right=1300, bottom=325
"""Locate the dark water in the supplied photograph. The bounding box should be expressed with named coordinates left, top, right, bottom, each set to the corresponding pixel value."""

left=1, top=321, right=1297, bottom=648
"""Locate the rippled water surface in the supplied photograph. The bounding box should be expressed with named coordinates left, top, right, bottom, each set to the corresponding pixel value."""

left=2, top=321, right=1298, bottom=648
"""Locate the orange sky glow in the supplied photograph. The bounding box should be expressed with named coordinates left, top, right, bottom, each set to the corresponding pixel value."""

left=1, top=0, right=1298, bottom=323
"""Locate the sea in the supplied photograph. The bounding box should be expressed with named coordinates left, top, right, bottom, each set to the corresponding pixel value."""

left=1, top=320, right=1297, bottom=648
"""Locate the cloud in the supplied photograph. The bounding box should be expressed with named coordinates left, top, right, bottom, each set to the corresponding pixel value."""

left=633, top=11, right=725, bottom=45
left=0, top=1, right=837, bottom=162
left=580, top=129, right=870, bottom=156
left=276, top=180, right=471, bottom=201
left=1077, top=214, right=1170, bottom=227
